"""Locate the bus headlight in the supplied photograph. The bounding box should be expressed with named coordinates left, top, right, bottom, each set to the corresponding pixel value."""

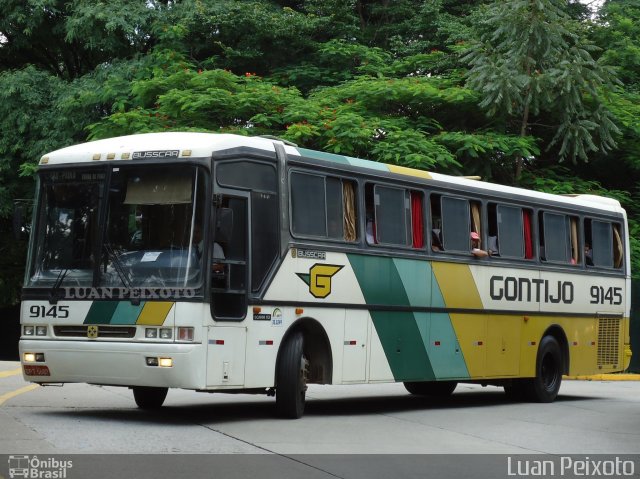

left=145, top=328, right=158, bottom=339
left=23, top=353, right=45, bottom=363
left=23, top=326, right=35, bottom=336
left=36, top=326, right=47, bottom=336
left=159, top=328, right=172, bottom=339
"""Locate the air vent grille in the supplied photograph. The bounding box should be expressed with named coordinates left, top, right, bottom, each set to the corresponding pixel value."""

left=597, top=317, right=620, bottom=368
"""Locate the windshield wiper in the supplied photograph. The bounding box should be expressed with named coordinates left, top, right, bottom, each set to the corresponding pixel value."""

left=103, top=243, right=132, bottom=290
left=49, top=268, right=69, bottom=304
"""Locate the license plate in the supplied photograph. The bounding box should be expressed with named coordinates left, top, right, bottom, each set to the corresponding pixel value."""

left=23, top=365, right=50, bottom=377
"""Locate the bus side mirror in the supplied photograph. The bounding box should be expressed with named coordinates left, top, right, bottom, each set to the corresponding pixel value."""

left=215, top=208, right=233, bottom=243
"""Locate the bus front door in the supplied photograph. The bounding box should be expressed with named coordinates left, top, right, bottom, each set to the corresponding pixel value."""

left=211, top=195, right=248, bottom=321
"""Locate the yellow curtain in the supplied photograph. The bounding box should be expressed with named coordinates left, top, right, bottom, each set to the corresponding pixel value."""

left=343, top=181, right=357, bottom=242
left=571, top=217, right=578, bottom=263
left=613, top=225, right=623, bottom=269
left=471, top=202, right=481, bottom=237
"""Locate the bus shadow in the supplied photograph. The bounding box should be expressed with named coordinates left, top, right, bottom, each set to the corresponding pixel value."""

left=37, top=389, right=597, bottom=426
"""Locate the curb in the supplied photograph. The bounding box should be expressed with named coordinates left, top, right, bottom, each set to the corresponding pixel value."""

left=564, top=374, right=640, bottom=381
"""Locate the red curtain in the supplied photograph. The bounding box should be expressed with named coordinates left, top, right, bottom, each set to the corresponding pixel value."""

left=411, top=192, right=424, bottom=248
left=523, top=209, right=533, bottom=259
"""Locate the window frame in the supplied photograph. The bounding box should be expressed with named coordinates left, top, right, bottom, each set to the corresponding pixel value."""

left=288, top=169, right=359, bottom=244
left=584, top=218, right=624, bottom=270
left=437, top=195, right=472, bottom=254
left=492, top=203, right=526, bottom=259
left=363, top=182, right=426, bottom=250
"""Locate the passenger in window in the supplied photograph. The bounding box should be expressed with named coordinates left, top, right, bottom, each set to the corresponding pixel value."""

left=585, top=243, right=593, bottom=266
left=431, top=229, right=443, bottom=251
left=366, top=212, right=376, bottom=244
left=487, top=236, right=499, bottom=256
left=471, top=232, right=489, bottom=258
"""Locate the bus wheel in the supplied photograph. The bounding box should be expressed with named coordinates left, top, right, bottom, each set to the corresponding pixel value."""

left=404, top=381, right=457, bottom=396
left=525, top=336, right=563, bottom=403
left=132, top=386, right=168, bottom=409
left=276, top=332, right=308, bottom=419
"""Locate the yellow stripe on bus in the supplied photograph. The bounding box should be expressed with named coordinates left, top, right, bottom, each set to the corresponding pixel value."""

left=432, top=263, right=485, bottom=377
left=136, top=302, right=174, bottom=325
left=387, top=164, right=432, bottom=179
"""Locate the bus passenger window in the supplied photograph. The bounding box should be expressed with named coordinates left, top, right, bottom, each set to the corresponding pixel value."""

left=290, top=172, right=357, bottom=243
left=539, top=212, right=575, bottom=264
left=365, top=184, right=420, bottom=248
left=430, top=195, right=443, bottom=251
left=373, top=185, right=410, bottom=246
left=585, top=218, right=621, bottom=269
left=440, top=196, right=470, bottom=253
left=488, top=203, right=532, bottom=259
left=365, top=185, right=376, bottom=244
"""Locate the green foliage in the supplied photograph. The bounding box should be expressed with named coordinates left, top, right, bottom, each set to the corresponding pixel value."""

left=463, top=0, right=621, bottom=178
left=592, top=0, right=640, bottom=91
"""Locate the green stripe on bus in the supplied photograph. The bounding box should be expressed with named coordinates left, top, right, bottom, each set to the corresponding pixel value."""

left=345, top=156, right=389, bottom=171
left=430, top=269, right=469, bottom=378
left=83, top=301, right=119, bottom=325
left=370, top=311, right=436, bottom=381
left=392, top=258, right=431, bottom=307
left=297, top=148, right=350, bottom=165
left=110, top=301, right=146, bottom=325
left=348, top=254, right=469, bottom=380
left=428, top=312, right=470, bottom=379
left=348, top=254, right=436, bottom=381
left=347, top=254, right=413, bottom=306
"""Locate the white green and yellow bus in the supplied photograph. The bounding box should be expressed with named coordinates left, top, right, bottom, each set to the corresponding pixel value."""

left=20, top=132, right=631, bottom=418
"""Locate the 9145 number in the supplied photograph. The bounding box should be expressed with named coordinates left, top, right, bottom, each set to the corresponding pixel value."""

left=29, top=305, right=69, bottom=318
left=589, top=286, right=623, bottom=305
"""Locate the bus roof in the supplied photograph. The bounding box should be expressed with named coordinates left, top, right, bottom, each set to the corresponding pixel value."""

left=39, top=132, right=623, bottom=214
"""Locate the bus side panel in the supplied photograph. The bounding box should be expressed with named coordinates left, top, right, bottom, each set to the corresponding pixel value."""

left=342, top=309, right=367, bottom=383
left=432, top=262, right=487, bottom=378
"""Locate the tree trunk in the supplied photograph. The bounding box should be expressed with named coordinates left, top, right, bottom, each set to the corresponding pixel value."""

left=515, top=99, right=530, bottom=183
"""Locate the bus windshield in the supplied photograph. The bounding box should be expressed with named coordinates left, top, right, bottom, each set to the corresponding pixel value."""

left=28, top=169, right=105, bottom=287
left=27, top=165, right=207, bottom=290
left=100, top=165, right=206, bottom=288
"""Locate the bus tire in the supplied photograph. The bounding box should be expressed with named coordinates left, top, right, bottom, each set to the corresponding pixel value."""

left=525, top=335, right=563, bottom=403
left=276, top=332, right=308, bottom=419
left=132, top=386, right=168, bottom=409
left=404, top=381, right=457, bottom=396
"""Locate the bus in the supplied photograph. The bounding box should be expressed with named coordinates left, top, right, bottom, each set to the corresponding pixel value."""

left=20, top=132, right=631, bottom=418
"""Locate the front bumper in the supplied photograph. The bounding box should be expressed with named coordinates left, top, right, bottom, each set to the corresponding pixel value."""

left=19, top=339, right=206, bottom=389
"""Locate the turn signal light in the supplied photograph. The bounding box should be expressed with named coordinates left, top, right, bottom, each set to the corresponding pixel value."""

left=178, top=327, right=193, bottom=341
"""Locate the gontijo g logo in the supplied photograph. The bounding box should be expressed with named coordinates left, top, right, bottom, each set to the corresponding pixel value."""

left=296, top=264, right=343, bottom=299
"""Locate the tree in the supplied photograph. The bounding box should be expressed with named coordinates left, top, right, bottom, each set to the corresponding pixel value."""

left=463, top=0, right=621, bottom=182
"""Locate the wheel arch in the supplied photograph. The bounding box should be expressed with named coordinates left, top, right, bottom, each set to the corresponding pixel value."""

left=276, top=317, right=333, bottom=385
left=541, top=324, right=570, bottom=375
